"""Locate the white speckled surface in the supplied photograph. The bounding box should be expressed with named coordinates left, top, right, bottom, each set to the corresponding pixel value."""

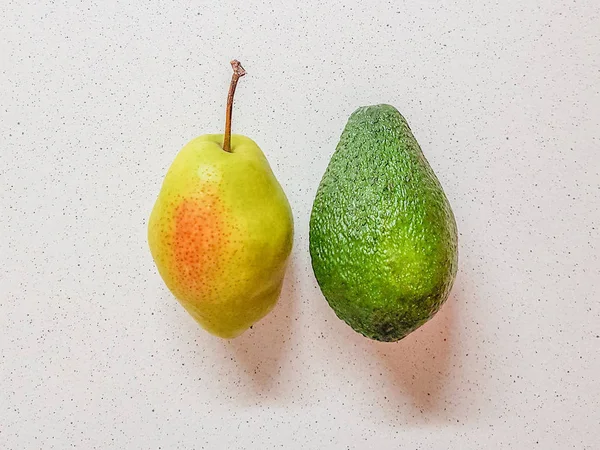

left=1, top=0, right=599, bottom=448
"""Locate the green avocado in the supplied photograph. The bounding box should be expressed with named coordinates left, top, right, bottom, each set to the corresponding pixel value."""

left=309, top=104, right=458, bottom=342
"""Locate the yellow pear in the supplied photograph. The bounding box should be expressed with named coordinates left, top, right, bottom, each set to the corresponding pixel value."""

left=148, top=61, right=293, bottom=338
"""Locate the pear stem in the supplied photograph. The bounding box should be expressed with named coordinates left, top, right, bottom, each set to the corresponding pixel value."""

left=222, top=60, right=246, bottom=153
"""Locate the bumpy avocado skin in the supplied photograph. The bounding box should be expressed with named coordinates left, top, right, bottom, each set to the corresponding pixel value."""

left=309, top=104, right=458, bottom=342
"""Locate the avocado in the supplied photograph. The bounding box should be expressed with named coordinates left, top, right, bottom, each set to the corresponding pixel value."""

left=309, top=104, right=458, bottom=342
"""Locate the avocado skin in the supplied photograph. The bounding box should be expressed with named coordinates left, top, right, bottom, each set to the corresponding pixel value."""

left=309, top=104, right=458, bottom=342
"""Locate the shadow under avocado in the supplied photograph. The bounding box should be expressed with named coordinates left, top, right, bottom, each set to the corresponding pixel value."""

left=326, top=283, right=461, bottom=424
left=223, top=257, right=299, bottom=399
left=370, top=293, right=459, bottom=420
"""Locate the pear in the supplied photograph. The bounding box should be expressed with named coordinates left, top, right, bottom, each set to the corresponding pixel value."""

left=148, top=61, right=293, bottom=339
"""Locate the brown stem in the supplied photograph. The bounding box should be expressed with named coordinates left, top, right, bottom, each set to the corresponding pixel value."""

left=222, top=60, right=246, bottom=152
